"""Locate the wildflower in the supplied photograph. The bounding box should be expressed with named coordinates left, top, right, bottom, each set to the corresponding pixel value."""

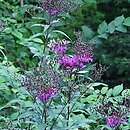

left=39, top=0, right=81, bottom=16
left=106, top=115, right=117, bottom=128
left=50, top=40, right=68, bottom=54
left=75, top=43, right=93, bottom=64
left=36, top=85, right=58, bottom=102
left=57, top=44, right=93, bottom=70
left=49, top=7, right=58, bottom=16
left=106, top=115, right=126, bottom=128
left=49, top=38, right=93, bottom=70
left=57, top=55, right=79, bottom=69
left=77, top=50, right=93, bottom=63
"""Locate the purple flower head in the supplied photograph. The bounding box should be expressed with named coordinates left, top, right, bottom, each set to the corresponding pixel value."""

left=106, top=115, right=126, bottom=128
left=50, top=39, right=69, bottom=54
left=75, top=43, right=93, bottom=64
left=106, top=115, right=117, bottom=128
left=49, top=7, right=57, bottom=16
left=57, top=55, right=79, bottom=69
left=36, top=85, right=58, bottom=102
left=77, top=51, right=93, bottom=63
left=118, top=117, right=126, bottom=124
left=56, top=42, right=94, bottom=70
left=39, top=0, right=81, bottom=16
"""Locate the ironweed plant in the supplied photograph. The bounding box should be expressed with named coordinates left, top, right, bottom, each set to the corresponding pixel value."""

left=21, top=37, right=94, bottom=129
left=1, top=0, right=130, bottom=130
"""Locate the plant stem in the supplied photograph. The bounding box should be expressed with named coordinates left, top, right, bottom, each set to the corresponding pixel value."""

left=44, top=103, right=47, bottom=130
left=66, top=69, right=73, bottom=129
left=20, top=0, right=24, bottom=7
left=67, top=85, right=71, bottom=129
left=50, top=104, right=67, bottom=130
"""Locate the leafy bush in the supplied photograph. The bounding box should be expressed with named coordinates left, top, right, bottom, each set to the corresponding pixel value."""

left=0, top=0, right=130, bottom=130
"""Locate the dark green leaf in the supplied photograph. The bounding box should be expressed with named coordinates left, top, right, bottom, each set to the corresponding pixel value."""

left=82, top=26, right=93, bottom=39
left=116, top=25, right=127, bottom=32
left=113, top=84, right=123, bottom=96
left=98, top=33, right=108, bottom=39
left=12, top=31, right=23, bottom=39
left=101, top=87, right=108, bottom=94
left=107, top=88, right=113, bottom=97
left=38, top=123, right=46, bottom=130
left=114, top=15, right=125, bottom=26
left=123, top=17, right=130, bottom=26
left=98, top=21, right=108, bottom=34
left=107, top=21, right=116, bottom=34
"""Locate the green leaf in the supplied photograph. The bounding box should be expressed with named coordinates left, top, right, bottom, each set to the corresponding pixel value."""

left=98, top=21, right=108, bottom=34
left=3, top=27, right=12, bottom=34
left=11, top=112, right=19, bottom=120
left=91, top=36, right=103, bottom=44
left=0, top=77, right=5, bottom=83
left=20, top=42, right=43, bottom=57
left=12, top=30, right=23, bottom=39
left=77, top=70, right=89, bottom=74
left=0, top=83, right=7, bottom=90
left=51, top=20, right=66, bottom=27
left=107, top=21, right=116, bottom=34
left=7, top=99, right=25, bottom=106
left=30, top=24, right=45, bottom=28
left=107, top=88, right=113, bottom=97
left=87, top=83, right=108, bottom=88
left=82, top=26, right=93, bottom=39
left=116, top=25, right=127, bottom=32
left=114, top=15, right=125, bottom=26
left=20, top=42, right=42, bottom=49
left=80, top=95, right=98, bottom=103
left=113, top=84, right=123, bottom=96
left=123, top=17, right=130, bottom=26
left=98, top=33, right=108, bottom=39
left=29, top=33, right=43, bottom=39
left=0, top=46, right=4, bottom=49
left=30, top=38, right=43, bottom=44
left=32, top=17, right=45, bottom=21
left=29, top=47, right=43, bottom=57
left=101, top=87, right=108, bottom=94
left=8, top=19, right=17, bottom=23
left=11, top=88, right=19, bottom=93
left=50, top=30, right=71, bottom=40
left=18, top=112, right=37, bottom=119
left=38, top=123, right=46, bottom=130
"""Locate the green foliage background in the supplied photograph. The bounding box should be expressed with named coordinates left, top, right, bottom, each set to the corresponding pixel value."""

left=0, top=0, right=130, bottom=129
left=0, top=0, right=130, bottom=87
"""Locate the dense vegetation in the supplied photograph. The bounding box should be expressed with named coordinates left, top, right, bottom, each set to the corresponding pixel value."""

left=0, top=0, right=130, bottom=130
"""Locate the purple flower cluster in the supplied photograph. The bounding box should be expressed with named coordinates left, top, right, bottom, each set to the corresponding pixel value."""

left=76, top=50, right=93, bottom=63
left=106, top=115, right=126, bottom=128
left=39, top=0, right=81, bottom=16
left=58, top=46, right=93, bottom=70
left=50, top=40, right=93, bottom=70
left=36, top=85, right=58, bottom=102
left=50, top=40, right=68, bottom=54
left=57, top=54, right=92, bottom=70
left=57, top=55, right=78, bottom=69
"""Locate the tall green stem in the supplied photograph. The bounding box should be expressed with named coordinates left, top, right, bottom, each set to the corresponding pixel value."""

left=67, top=86, right=71, bottom=129
left=41, top=102, right=47, bottom=130
left=20, top=0, right=23, bottom=7
left=44, top=103, right=47, bottom=130
left=66, top=70, right=73, bottom=129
